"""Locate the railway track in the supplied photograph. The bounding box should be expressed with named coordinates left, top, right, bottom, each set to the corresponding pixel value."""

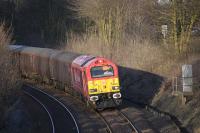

left=123, top=98, right=182, bottom=133
left=96, top=108, right=139, bottom=133
left=23, top=85, right=80, bottom=133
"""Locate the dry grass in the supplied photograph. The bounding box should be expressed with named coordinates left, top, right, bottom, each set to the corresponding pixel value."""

left=65, top=33, right=200, bottom=78
left=65, top=34, right=184, bottom=77
left=0, top=24, right=18, bottom=98
left=66, top=0, right=180, bottom=77
left=0, top=23, right=20, bottom=126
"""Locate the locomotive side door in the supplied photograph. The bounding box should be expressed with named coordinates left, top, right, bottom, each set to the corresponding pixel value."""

left=82, top=69, right=88, bottom=97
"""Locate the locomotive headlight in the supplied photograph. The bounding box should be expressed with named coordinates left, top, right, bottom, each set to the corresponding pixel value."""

left=89, top=96, right=99, bottom=102
left=112, top=86, right=120, bottom=90
left=90, top=89, right=97, bottom=93
left=113, top=93, right=121, bottom=99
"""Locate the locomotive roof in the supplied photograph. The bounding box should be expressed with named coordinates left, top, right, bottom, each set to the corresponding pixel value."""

left=83, top=57, right=114, bottom=67
left=72, top=55, right=96, bottom=67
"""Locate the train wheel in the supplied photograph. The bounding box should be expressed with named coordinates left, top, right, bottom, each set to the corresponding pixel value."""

left=80, top=94, right=84, bottom=102
left=86, top=100, right=89, bottom=107
left=96, top=108, right=104, bottom=111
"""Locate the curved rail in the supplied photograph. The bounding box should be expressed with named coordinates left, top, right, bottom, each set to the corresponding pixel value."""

left=96, top=109, right=140, bottom=133
left=117, top=109, right=139, bottom=133
left=96, top=110, right=113, bottom=133
left=24, top=85, right=80, bottom=133
left=23, top=91, right=55, bottom=133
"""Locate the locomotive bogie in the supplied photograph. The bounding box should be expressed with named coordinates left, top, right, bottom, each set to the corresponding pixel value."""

left=91, top=93, right=122, bottom=109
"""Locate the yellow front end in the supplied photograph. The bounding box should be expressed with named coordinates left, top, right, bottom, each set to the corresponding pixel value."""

left=88, top=78, right=120, bottom=95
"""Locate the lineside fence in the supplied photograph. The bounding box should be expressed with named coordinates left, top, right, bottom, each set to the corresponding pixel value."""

left=172, top=65, right=200, bottom=104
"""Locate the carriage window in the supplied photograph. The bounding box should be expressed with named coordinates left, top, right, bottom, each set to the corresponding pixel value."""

left=91, top=66, right=114, bottom=78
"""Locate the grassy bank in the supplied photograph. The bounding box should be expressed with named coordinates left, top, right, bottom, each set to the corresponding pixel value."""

left=151, top=56, right=200, bottom=133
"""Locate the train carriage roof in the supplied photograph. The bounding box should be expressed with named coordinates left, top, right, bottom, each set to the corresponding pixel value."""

left=9, top=45, right=24, bottom=50
left=37, top=48, right=57, bottom=58
left=9, top=45, right=27, bottom=52
left=55, top=51, right=81, bottom=64
left=9, top=45, right=54, bottom=58
left=20, top=46, right=43, bottom=55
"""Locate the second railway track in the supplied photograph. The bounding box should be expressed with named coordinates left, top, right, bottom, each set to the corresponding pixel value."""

left=23, top=85, right=80, bottom=133
left=96, top=108, right=139, bottom=133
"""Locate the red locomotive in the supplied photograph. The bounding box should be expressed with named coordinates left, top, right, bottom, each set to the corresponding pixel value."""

left=9, top=45, right=122, bottom=109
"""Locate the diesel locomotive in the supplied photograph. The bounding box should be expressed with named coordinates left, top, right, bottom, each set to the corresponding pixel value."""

left=9, top=45, right=122, bottom=109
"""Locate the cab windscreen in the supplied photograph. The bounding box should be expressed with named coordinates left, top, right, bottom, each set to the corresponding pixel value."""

left=91, top=66, right=114, bottom=78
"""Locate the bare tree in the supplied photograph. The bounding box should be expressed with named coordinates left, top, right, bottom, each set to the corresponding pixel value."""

left=158, top=0, right=200, bottom=53
left=73, top=0, right=154, bottom=45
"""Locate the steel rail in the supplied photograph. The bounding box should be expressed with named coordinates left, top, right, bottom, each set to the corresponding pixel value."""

left=96, top=108, right=141, bottom=133
left=95, top=110, right=113, bottom=133
left=25, top=85, right=80, bottom=133
left=23, top=90, right=55, bottom=133
left=117, top=109, right=140, bottom=133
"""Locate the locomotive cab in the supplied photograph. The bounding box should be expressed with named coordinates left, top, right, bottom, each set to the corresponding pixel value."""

left=85, top=58, right=122, bottom=109
left=72, top=55, right=122, bottom=109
